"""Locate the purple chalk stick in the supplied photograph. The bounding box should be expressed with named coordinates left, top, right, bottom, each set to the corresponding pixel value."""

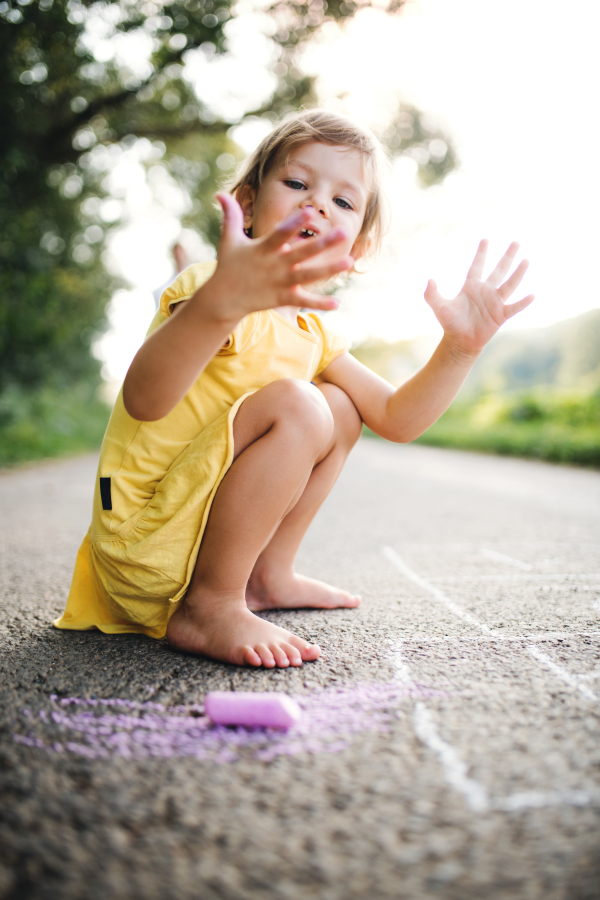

left=204, top=692, right=301, bottom=729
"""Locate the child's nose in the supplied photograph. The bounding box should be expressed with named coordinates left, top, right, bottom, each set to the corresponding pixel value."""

left=301, top=199, right=328, bottom=218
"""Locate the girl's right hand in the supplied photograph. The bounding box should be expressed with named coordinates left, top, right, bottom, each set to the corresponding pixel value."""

left=206, top=192, right=353, bottom=321
left=124, top=193, right=353, bottom=421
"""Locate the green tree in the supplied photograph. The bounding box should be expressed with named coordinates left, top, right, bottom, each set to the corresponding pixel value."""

left=0, top=0, right=456, bottom=393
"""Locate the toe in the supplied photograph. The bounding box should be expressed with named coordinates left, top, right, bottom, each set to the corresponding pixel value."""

left=281, top=641, right=303, bottom=666
left=303, top=643, right=321, bottom=661
left=256, top=643, right=276, bottom=667
left=270, top=644, right=291, bottom=668
left=242, top=646, right=262, bottom=667
left=290, top=636, right=321, bottom=661
left=347, top=594, right=362, bottom=607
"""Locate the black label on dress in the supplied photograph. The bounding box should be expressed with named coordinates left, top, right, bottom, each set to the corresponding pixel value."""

left=99, top=477, right=112, bottom=511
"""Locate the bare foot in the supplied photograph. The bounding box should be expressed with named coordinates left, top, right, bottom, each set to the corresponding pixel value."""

left=246, top=570, right=362, bottom=612
left=166, top=590, right=320, bottom=668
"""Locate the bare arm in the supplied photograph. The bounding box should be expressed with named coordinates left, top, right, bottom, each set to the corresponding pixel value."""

left=122, top=283, right=239, bottom=423
left=321, top=339, right=480, bottom=442
left=123, top=193, right=353, bottom=422
left=321, top=240, right=535, bottom=442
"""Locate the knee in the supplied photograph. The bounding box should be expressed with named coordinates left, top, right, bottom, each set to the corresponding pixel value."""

left=317, top=383, right=363, bottom=448
left=271, top=378, right=334, bottom=449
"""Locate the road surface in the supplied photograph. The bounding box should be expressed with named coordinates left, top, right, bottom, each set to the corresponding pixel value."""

left=1, top=438, right=599, bottom=899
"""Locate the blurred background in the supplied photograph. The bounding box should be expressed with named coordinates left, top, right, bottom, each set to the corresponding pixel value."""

left=1, top=0, right=599, bottom=467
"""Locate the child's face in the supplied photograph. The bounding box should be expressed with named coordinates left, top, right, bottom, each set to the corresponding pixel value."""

left=240, top=141, right=370, bottom=264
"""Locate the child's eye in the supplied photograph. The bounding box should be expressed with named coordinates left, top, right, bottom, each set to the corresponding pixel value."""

left=284, top=179, right=305, bottom=190
left=335, top=197, right=353, bottom=210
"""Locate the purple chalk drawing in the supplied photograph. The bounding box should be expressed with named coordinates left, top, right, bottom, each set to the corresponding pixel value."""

left=13, top=682, right=448, bottom=764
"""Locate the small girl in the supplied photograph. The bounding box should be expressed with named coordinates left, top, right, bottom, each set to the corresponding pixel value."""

left=54, top=110, right=533, bottom=668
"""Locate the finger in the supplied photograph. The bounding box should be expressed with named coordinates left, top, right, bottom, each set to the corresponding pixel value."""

left=216, top=192, right=245, bottom=246
left=262, top=208, right=312, bottom=251
left=285, top=228, right=348, bottom=265
left=503, top=293, right=535, bottom=320
left=465, top=239, right=489, bottom=281
left=486, top=241, right=520, bottom=286
left=423, top=278, right=444, bottom=309
left=498, top=259, right=529, bottom=300
left=287, top=256, right=353, bottom=287
left=291, top=289, right=340, bottom=311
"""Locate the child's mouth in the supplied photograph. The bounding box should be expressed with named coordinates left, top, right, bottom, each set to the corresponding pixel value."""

left=299, top=228, right=317, bottom=239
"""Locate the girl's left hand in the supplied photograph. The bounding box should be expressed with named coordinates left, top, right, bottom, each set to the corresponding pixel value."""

left=424, top=240, right=535, bottom=356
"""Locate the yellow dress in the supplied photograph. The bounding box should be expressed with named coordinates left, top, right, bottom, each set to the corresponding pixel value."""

left=54, top=261, right=351, bottom=639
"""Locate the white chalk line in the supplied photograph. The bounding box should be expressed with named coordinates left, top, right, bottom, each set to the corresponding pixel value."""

left=573, top=669, right=600, bottom=683
left=481, top=548, right=532, bottom=570
left=387, top=647, right=414, bottom=685
left=384, top=551, right=600, bottom=809
left=389, top=645, right=600, bottom=814
left=493, top=789, right=600, bottom=811
left=430, top=575, right=600, bottom=583
left=389, top=644, right=489, bottom=812
left=413, top=701, right=489, bottom=812
left=383, top=546, right=600, bottom=701
left=382, top=546, right=497, bottom=635
left=398, top=632, right=600, bottom=643
left=526, top=646, right=598, bottom=702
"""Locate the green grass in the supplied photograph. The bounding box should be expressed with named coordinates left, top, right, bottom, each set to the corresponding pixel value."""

left=0, top=382, right=110, bottom=467
left=414, top=420, right=600, bottom=467
left=366, top=388, right=600, bottom=468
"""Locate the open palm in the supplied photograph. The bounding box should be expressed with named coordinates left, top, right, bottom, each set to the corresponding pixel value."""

left=424, top=240, right=534, bottom=355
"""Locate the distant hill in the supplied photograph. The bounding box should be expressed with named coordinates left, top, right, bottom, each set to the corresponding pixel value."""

left=462, top=307, right=600, bottom=396
left=352, top=308, right=600, bottom=397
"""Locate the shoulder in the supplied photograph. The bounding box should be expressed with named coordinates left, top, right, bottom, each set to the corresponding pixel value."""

left=303, top=311, right=328, bottom=338
left=303, top=311, right=350, bottom=349
left=159, top=260, right=218, bottom=318
left=303, top=312, right=352, bottom=375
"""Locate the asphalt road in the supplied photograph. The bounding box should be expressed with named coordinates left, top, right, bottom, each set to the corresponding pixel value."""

left=1, top=438, right=599, bottom=900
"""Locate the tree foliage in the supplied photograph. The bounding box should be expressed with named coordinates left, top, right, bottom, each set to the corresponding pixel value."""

left=0, top=0, right=456, bottom=392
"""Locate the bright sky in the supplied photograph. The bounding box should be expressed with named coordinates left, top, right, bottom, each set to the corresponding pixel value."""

left=96, top=0, right=600, bottom=383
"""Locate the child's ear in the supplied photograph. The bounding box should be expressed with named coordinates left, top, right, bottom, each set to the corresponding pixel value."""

left=238, top=185, right=255, bottom=233
left=350, top=233, right=368, bottom=264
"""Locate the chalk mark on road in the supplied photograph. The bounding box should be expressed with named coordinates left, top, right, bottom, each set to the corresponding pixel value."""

left=389, top=643, right=490, bottom=812
left=390, top=644, right=600, bottom=813
left=13, top=682, right=450, bottom=764
left=481, top=548, right=532, bottom=570
left=429, top=575, right=600, bottom=583
left=384, top=550, right=600, bottom=812
left=398, top=633, right=600, bottom=643
left=526, top=645, right=598, bottom=702
left=383, top=546, right=600, bottom=695
left=382, top=546, right=496, bottom=635
left=413, top=701, right=489, bottom=812
left=493, top=789, right=600, bottom=811
left=390, top=642, right=600, bottom=814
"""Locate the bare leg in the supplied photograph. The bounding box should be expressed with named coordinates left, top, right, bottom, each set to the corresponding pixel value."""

left=167, top=379, right=335, bottom=668
left=246, top=383, right=363, bottom=611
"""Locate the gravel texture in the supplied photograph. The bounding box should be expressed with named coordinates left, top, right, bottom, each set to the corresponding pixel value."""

left=1, top=439, right=599, bottom=900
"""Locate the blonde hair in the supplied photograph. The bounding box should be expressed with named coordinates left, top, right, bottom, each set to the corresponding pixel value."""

left=229, top=109, right=390, bottom=257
